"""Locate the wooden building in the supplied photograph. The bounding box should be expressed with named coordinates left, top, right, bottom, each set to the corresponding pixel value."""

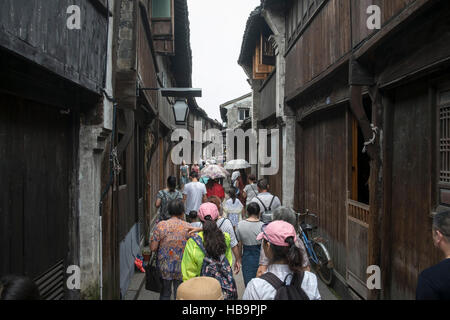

left=0, top=0, right=112, bottom=299
left=238, top=7, right=286, bottom=201
left=110, top=0, right=220, bottom=299
left=240, top=0, right=450, bottom=299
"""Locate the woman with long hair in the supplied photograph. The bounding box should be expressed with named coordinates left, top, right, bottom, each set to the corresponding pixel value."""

left=181, top=202, right=238, bottom=300
left=243, top=221, right=321, bottom=300
left=181, top=203, right=233, bottom=280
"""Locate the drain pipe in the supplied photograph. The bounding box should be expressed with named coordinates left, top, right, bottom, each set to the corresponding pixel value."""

left=98, top=0, right=114, bottom=301
left=99, top=90, right=117, bottom=300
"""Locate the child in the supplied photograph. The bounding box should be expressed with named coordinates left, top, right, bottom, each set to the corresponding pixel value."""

left=223, top=189, right=243, bottom=229
left=188, top=211, right=202, bottom=228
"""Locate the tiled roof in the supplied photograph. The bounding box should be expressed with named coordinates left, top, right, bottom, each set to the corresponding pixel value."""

left=238, top=6, right=263, bottom=69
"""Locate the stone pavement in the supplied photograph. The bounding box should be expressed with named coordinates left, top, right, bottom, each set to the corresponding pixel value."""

left=127, top=258, right=339, bottom=300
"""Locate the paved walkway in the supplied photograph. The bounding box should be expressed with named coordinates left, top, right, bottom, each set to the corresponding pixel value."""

left=127, top=260, right=339, bottom=300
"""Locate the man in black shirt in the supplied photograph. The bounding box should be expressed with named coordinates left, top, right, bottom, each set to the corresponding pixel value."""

left=416, top=211, right=450, bottom=300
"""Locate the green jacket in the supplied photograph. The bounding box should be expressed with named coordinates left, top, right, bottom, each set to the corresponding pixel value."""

left=181, top=231, right=233, bottom=282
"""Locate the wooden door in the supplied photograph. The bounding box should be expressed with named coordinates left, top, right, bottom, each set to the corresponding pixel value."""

left=0, top=93, right=72, bottom=299
left=346, top=115, right=370, bottom=299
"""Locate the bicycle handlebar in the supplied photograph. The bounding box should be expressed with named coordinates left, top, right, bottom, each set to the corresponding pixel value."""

left=298, top=212, right=318, bottom=217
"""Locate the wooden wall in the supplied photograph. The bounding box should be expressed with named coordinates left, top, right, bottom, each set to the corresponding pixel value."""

left=0, top=93, right=72, bottom=283
left=138, top=5, right=159, bottom=109
left=351, top=0, right=416, bottom=47
left=386, top=81, right=441, bottom=299
left=301, top=107, right=348, bottom=277
left=285, top=0, right=351, bottom=99
left=259, top=72, right=277, bottom=122
left=0, top=0, right=108, bottom=94
left=285, top=0, right=423, bottom=100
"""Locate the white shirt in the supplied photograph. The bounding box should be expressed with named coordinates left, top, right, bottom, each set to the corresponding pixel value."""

left=243, top=264, right=321, bottom=300
left=183, top=182, right=207, bottom=214
left=223, top=198, right=243, bottom=214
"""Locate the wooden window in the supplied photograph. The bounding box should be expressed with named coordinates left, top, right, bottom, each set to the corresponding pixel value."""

left=150, top=0, right=175, bottom=55
left=439, top=90, right=450, bottom=186
left=350, top=99, right=372, bottom=205
left=253, top=33, right=275, bottom=80
left=152, top=0, right=171, bottom=18
left=239, top=109, right=250, bottom=121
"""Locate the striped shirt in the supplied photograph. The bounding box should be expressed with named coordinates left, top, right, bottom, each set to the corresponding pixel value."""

left=217, top=217, right=238, bottom=248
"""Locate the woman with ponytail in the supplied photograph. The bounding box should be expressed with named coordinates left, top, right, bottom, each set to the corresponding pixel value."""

left=181, top=203, right=234, bottom=281
left=223, top=188, right=243, bottom=229
left=243, top=221, right=321, bottom=300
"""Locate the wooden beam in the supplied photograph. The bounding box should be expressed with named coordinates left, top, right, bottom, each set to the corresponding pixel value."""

left=350, top=59, right=375, bottom=86
left=349, top=85, right=376, bottom=160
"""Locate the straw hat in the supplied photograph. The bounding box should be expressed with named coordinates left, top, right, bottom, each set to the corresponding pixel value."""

left=176, top=277, right=224, bottom=300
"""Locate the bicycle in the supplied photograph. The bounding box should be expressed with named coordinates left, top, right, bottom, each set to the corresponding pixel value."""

left=296, top=210, right=334, bottom=286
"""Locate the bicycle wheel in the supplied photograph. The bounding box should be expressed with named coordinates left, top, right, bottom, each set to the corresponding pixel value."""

left=313, top=242, right=333, bottom=285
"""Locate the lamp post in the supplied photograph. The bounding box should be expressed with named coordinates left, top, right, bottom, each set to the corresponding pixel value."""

left=137, top=86, right=202, bottom=126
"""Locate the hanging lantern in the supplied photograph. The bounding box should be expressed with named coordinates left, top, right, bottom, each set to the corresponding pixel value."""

left=173, top=99, right=190, bottom=125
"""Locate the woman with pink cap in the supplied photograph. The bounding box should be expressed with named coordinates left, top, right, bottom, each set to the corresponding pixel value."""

left=243, top=221, right=321, bottom=300
left=181, top=202, right=234, bottom=280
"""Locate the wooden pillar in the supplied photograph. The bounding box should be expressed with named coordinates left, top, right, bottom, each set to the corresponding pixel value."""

left=367, top=86, right=385, bottom=300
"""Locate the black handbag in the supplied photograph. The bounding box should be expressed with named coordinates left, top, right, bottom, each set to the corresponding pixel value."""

left=145, top=254, right=162, bottom=293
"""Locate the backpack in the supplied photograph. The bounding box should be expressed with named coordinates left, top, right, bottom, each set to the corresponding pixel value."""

left=256, top=195, right=276, bottom=223
left=159, top=190, right=181, bottom=221
left=260, top=272, right=310, bottom=300
left=192, top=235, right=238, bottom=300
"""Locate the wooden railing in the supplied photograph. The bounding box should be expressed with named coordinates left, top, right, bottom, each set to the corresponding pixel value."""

left=347, top=199, right=370, bottom=226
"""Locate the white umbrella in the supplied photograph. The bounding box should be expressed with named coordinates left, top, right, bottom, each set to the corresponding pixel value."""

left=224, top=159, right=251, bottom=170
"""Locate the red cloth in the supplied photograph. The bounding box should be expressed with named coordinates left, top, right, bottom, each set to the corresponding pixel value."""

left=207, top=183, right=225, bottom=200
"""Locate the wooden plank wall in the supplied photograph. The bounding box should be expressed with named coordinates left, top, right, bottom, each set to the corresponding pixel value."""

left=285, top=0, right=351, bottom=99
left=301, top=107, right=348, bottom=277
left=0, top=93, right=71, bottom=279
left=0, top=0, right=108, bottom=93
left=387, top=81, right=441, bottom=299
left=285, top=0, right=418, bottom=99
left=351, top=0, right=416, bottom=47
left=138, top=4, right=158, bottom=107
left=259, top=73, right=277, bottom=122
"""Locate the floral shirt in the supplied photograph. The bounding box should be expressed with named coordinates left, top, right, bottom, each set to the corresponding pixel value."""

left=151, top=217, right=191, bottom=280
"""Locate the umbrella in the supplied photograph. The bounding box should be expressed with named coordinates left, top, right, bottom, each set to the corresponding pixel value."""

left=224, top=159, right=251, bottom=170
left=200, top=165, right=230, bottom=180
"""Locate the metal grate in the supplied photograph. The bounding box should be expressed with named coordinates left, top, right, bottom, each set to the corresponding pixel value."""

left=34, top=260, right=65, bottom=300
left=440, top=104, right=450, bottom=184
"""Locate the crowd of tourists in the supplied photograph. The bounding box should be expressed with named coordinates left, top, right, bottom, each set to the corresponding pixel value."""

left=148, top=161, right=450, bottom=301
left=1, top=164, right=449, bottom=301
left=149, top=166, right=322, bottom=301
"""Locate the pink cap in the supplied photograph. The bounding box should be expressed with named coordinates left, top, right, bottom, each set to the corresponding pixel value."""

left=197, top=203, right=220, bottom=222
left=256, top=221, right=297, bottom=247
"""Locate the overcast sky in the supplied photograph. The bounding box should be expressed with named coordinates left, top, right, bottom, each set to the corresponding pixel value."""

left=187, top=0, right=260, bottom=122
